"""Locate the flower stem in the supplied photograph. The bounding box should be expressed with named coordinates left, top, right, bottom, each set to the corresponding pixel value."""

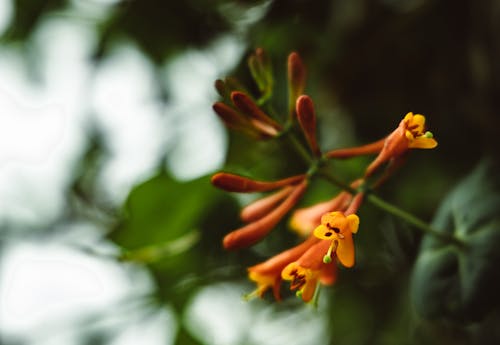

left=365, top=193, right=465, bottom=247
left=285, top=131, right=314, bottom=165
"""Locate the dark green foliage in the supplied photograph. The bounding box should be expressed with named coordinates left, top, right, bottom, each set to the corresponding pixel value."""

left=94, top=0, right=231, bottom=63
left=412, top=158, right=500, bottom=322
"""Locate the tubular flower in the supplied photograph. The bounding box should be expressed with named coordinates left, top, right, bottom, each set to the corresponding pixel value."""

left=313, top=211, right=360, bottom=268
left=289, top=180, right=363, bottom=237
left=247, top=236, right=319, bottom=300
left=365, top=112, right=437, bottom=177
left=210, top=173, right=308, bottom=250
left=282, top=240, right=337, bottom=302
left=289, top=191, right=352, bottom=237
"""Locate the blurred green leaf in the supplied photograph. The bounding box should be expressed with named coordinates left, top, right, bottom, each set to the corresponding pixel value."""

left=110, top=172, right=218, bottom=251
left=411, top=158, right=500, bottom=322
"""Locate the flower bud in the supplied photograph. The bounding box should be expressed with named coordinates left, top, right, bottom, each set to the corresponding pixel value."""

left=296, top=95, right=321, bottom=156
left=211, top=173, right=306, bottom=193
left=288, top=52, right=306, bottom=117
left=231, top=91, right=282, bottom=131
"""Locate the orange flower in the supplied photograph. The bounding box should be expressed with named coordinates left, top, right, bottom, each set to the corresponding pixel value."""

left=365, top=112, right=437, bottom=177
left=313, top=211, right=360, bottom=268
left=325, top=113, right=437, bottom=178
left=289, top=180, right=363, bottom=237
left=247, top=236, right=319, bottom=300
left=289, top=191, right=352, bottom=237
left=281, top=240, right=337, bottom=302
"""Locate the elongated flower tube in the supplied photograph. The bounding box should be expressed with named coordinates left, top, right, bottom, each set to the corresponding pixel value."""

left=313, top=211, right=360, bottom=268
left=296, top=95, right=321, bottom=157
left=365, top=112, right=437, bottom=177
left=241, top=186, right=295, bottom=222
left=211, top=173, right=306, bottom=193
left=282, top=240, right=337, bottom=302
left=223, top=180, right=308, bottom=250
left=247, top=236, right=319, bottom=300
left=325, top=138, right=386, bottom=159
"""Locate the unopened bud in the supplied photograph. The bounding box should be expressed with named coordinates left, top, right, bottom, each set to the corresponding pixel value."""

left=231, top=91, right=282, bottom=131
left=288, top=52, right=306, bottom=117
left=296, top=95, right=321, bottom=156
left=214, top=79, right=227, bottom=99
left=248, top=48, right=273, bottom=95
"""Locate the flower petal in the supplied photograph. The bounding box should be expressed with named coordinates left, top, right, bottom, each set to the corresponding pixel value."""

left=410, top=114, right=426, bottom=134
left=300, top=276, right=318, bottom=302
left=313, top=224, right=336, bottom=240
left=337, top=234, right=355, bottom=268
left=408, top=137, right=438, bottom=149
left=403, top=112, right=414, bottom=122
left=281, top=261, right=299, bottom=280
left=345, top=214, right=360, bottom=234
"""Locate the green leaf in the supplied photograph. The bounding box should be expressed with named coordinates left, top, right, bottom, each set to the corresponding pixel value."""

left=110, top=172, right=218, bottom=252
left=411, top=158, right=500, bottom=322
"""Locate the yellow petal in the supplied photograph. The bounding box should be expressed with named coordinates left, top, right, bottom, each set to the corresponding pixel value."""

left=337, top=234, right=355, bottom=268
left=410, top=114, right=426, bottom=133
left=403, top=112, right=414, bottom=122
left=300, top=277, right=318, bottom=302
left=409, top=137, right=438, bottom=149
left=345, top=214, right=360, bottom=234
left=281, top=262, right=299, bottom=280
left=313, top=224, right=336, bottom=240
left=405, top=130, right=414, bottom=141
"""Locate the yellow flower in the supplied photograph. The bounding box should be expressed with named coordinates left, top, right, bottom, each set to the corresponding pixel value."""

left=281, top=240, right=337, bottom=302
left=313, top=212, right=359, bottom=268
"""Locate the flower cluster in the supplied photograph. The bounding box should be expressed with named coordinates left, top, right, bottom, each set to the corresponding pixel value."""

left=211, top=49, right=438, bottom=303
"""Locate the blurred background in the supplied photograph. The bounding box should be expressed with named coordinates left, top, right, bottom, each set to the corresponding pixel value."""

left=1, top=0, right=499, bottom=344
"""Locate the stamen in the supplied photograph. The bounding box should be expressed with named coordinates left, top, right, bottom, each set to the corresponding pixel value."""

left=323, top=240, right=338, bottom=264
left=424, top=131, right=434, bottom=138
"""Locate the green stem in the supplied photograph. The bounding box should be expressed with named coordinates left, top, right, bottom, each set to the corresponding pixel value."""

left=318, top=168, right=356, bottom=193
left=286, top=131, right=314, bottom=165
left=366, top=194, right=465, bottom=247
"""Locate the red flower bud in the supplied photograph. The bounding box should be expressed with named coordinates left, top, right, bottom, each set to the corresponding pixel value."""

left=296, top=95, right=321, bottom=157
left=211, top=173, right=305, bottom=193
